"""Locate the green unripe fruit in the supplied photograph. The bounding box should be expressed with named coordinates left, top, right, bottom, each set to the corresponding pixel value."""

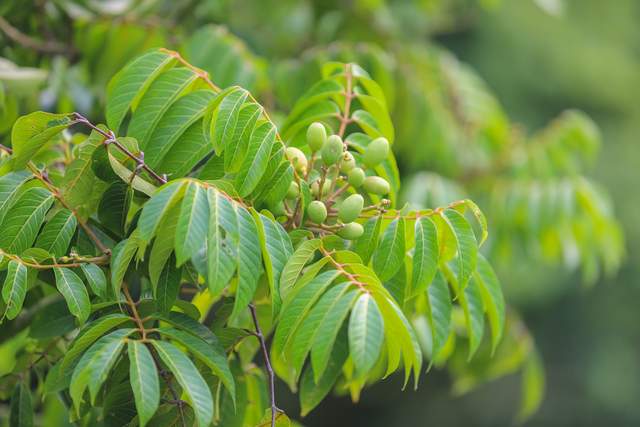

left=338, top=222, right=364, bottom=240
left=363, top=137, right=389, bottom=167
left=307, top=122, right=327, bottom=152
left=348, top=168, right=365, bottom=188
left=307, top=200, right=328, bottom=224
left=311, top=178, right=332, bottom=198
left=286, top=147, right=308, bottom=173
left=340, top=151, right=356, bottom=173
left=363, top=176, right=390, bottom=195
left=286, top=181, right=299, bottom=199
left=338, top=194, right=364, bottom=223
left=270, top=202, right=286, bottom=217
left=321, top=135, right=343, bottom=166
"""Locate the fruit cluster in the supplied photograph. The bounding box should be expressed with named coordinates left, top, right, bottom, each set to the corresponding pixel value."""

left=282, top=122, right=391, bottom=240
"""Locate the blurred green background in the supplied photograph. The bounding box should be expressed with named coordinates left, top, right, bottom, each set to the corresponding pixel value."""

left=0, top=0, right=637, bottom=425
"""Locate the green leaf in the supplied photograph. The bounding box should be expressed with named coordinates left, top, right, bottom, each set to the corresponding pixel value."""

left=425, top=271, right=452, bottom=360
left=54, top=267, right=90, bottom=324
left=138, top=180, right=186, bottom=245
left=211, top=87, right=249, bottom=154
left=9, top=382, right=33, bottom=427
left=206, top=188, right=236, bottom=295
left=34, top=209, right=77, bottom=257
left=110, top=233, right=139, bottom=297
left=157, top=327, right=235, bottom=399
left=151, top=340, right=214, bottom=427
left=441, top=209, right=477, bottom=287
left=272, top=270, right=339, bottom=359
left=152, top=311, right=221, bottom=348
left=144, top=90, right=215, bottom=168
left=353, top=215, right=382, bottom=264
left=253, top=211, right=293, bottom=315
left=80, top=263, right=108, bottom=301
left=349, top=292, right=384, bottom=376
left=87, top=330, right=128, bottom=403
left=235, top=121, right=276, bottom=196
left=372, top=217, right=406, bottom=281
left=0, top=187, right=54, bottom=255
left=98, top=181, right=132, bottom=235
left=463, top=199, right=488, bottom=245
left=450, top=266, right=484, bottom=360
left=155, top=255, right=181, bottom=312
left=62, top=131, right=104, bottom=215
left=128, top=67, right=198, bottom=149
left=149, top=201, right=181, bottom=287
left=300, top=326, right=348, bottom=416
left=224, top=102, right=262, bottom=172
left=128, top=341, right=160, bottom=427
left=106, top=49, right=176, bottom=132
left=2, top=260, right=28, bottom=320
left=410, top=217, right=438, bottom=297
left=474, top=255, right=505, bottom=353
left=310, top=285, right=358, bottom=381
left=11, top=111, right=73, bottom=168
left=0, top=171, right=31, bottom=225
left=60, top=313, right=131, bottom=376
left=106, top=145, right=157, bottom=196
left=231, top=204, right=262, bottom=320
left=279, top=238, right=320, bottom=299
left=175, top=182, right=209, bottom=266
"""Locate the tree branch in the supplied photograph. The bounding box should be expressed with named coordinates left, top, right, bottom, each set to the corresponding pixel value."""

left=249, top=303, right=279, bottom=427
left=0, top=16, right=72, bottom=54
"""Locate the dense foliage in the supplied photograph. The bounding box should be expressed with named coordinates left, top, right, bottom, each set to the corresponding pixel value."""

left=0, top=1, right=624, bottom=426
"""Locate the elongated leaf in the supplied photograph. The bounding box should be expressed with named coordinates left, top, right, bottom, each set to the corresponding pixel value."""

left=9, top=382, right=33, bottom=427
left=300, top=326, right=349, bottom=416
left=279, top=238, right=320, bottom=299
left=144, top=90, right=215, bottom=168
left=87, top=331, right=128, bottom=403
left=151, top=340, right=214, bottom=427
left=110, top=234, right=139, bottom=297
left=80, top=263, right=108, bottom=300
left=149, top=202, right=180, bottom=286
left=349, top=292, right=384, bottom=375
left=464, top=199, right=488, bottom=245
left=128, top=341, right=160, bottom=427
left=0, top=171, right=31, bottom=225
left=206, top=188, right=235, bottom=294
left=425, top=271, right=452, bottom=359
left=157, top=327, right=234, bottom=398
left=54, top=267, right=90, bottom=324
left=62, top=131, right=103, bottom=214
left=224, top=102, right=262, bottom=172
left=106, top=50, right=176, bottom=132
left=231, top=205, right=262, bottom=320
left=441, top=209, right=477, bottom=287
left=212, top=87, right=248, bottom=154
left=518, top=351, right=545, bottom=423
left=353, top=215, right=381, bottom=264
left=235, top=121, right=275, bottom=196
left=155, top=256, right=181, bottom=312
left=474, top=255, right=505, bottom=352
left=372, top=218, right=405, bottom=281
left=410, top=217, right=438, bottom=297
left=35, top=209, right=77, bottom=257
left=98, top=181, right=132, bottom=235
left=128, top=67, right=198, bottom=149
left=138, top=181, right=186, bottom=246
left=11, top=111, right=73, bottom=168
left=2, top=260, right=28, bottom=320
left=175, top=182, right=209, bottom=266
left=60, top=313, right=131, bottom=376
left=0, top=187, right=54, bottom=255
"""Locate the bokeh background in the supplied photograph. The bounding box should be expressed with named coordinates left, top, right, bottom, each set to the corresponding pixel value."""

left=0, top=0, right=637, bottom=425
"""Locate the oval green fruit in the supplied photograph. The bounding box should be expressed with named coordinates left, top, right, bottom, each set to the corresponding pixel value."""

left=286, top=147, right=308, bottom=173
left=338, top=194, right=364, bottom=223
left=338, top=222, right=364, bottom=240
left=270, top=202, right=286, bottom=217
left=348, top=168, right=365, bottom=188
left=321, top=135, right=343, bottom=166
left=307, top=200, right=328, bottom=224
left=311, top=178, right=332, bottom=198
left=286, top=181, right=299, bottom=199
left=363, top=137, right=389, bottom=167
left=340, top=151, right=356, bottom=173
left=307, top=122, right=327, bottom=152
left=363, top=176, right=390, bottom=195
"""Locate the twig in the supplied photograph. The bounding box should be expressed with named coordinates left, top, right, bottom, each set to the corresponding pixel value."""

left=338, top=64, right=354, bottom=138
left=248, top=303, right=278, bottom=427
left=0, top=16, right=71, bottom=54
left=0, top=250, right=109, bottom=270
